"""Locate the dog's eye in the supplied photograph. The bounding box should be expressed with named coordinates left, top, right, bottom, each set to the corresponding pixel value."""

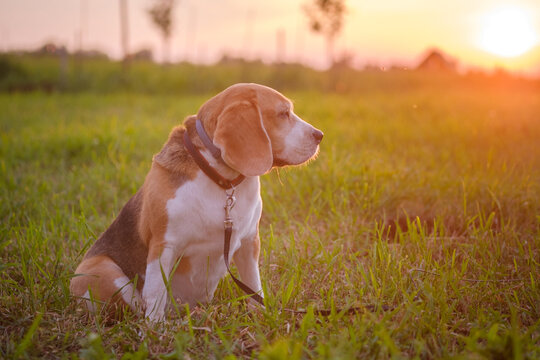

left=279, top=110, right=290, bottom=119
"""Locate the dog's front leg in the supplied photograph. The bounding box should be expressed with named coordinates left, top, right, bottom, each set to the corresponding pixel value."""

left=233, top=234, right=264, bottom=306
left=142, top=243, right=176, bottom=321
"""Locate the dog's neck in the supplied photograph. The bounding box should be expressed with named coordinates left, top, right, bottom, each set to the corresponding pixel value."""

left=198, top=147, right=241, bottom=180
left=192, top=119, right=244, bottom=182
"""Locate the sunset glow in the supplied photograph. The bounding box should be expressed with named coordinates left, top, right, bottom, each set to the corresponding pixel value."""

left=476, top=5, right=539, bottom=58
left=1, top=1, right=540, bottom=75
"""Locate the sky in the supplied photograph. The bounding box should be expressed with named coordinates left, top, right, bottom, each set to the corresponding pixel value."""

left=1, top=0, right=539, bottom=75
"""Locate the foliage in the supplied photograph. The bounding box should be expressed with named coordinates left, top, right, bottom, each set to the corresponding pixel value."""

left=147, top=0, right=176, bottom=63
left=1, top=53, right=538, bottom=95
left=148, top=0, right=175, bottom=39
left=303, top=0, right=347, bottom=64
left=1, top=77, right=539, bottom=358
left=303, top=0, right=346, bottom=38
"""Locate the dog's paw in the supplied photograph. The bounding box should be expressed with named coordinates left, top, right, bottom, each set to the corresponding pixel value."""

left=145, top=308, right=166, bottom=323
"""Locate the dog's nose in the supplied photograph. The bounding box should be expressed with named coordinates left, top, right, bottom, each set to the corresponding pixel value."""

left=312, top=129, right=324, bottom=144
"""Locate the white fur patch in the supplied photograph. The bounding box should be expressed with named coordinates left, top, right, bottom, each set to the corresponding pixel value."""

left=278, top=112, right=320, bottom=164
left=141, top=172, right=262, bottom=308
left=142, top=258, right=169, bottom=320
left=83, top=290, right=97, bottom=313
left=113, top=276, right=141, bottom=310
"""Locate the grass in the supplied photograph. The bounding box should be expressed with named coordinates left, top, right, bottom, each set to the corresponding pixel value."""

left=1, top=80, right=539, bottom=358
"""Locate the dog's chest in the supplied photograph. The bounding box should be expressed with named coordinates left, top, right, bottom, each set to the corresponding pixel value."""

left=162, top=173, right=261, bottom=303
left=164, top=173, right=261, bottom=249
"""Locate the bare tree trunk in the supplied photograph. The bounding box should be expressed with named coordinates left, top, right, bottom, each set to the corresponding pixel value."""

left=326, top=34, right=335, bottom=68
left=119, top=0, right=130, bottom=70
left=163, top=36, right=171, bottom=64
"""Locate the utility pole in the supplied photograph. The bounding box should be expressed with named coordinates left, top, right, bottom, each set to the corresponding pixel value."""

left=243, top=9, right=254, bottom=60
left=77, top=0, right=87, bottom=54
left=185, top=5, right=196, bottom=63
left=295, top=14, right=305, bottom=64
left=276, top=29, right=285, bottom=64
left=120, top=0, right=130, bottom=69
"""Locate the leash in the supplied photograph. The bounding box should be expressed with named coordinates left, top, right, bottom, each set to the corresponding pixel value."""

left=184, top=121, right=391, bottom=316
left=222, top=188, right=390, bottom=315
left=222, top=187, right=265, bottom=305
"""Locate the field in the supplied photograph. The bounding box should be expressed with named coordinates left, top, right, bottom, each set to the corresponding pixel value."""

left=1, top=76, right=540, bottom=358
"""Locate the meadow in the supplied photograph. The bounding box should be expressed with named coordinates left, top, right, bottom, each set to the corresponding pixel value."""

left=1, top=71, right=539, bottom=358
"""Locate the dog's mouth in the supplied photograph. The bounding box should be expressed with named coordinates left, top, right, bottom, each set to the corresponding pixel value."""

left=272, top=157, right=288, bottom=167
left=272, top=144, right=320, bottom=168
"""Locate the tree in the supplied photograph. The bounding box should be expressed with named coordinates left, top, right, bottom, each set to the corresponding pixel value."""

left=148, top=0, right=176, bottom=63
left=303, top=0, right=346, bottom=67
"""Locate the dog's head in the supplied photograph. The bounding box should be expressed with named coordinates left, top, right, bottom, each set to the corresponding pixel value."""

left=197, top=83, right=323, bottom=177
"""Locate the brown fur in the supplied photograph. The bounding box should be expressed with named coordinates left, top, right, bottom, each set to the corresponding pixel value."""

left=81, top=190, right=147, bottom=284
left=153, top=122, right=199, bottom=177
left=174, top=256, right=191, bottom=275
left=197, top=84, right=295, bottom=176
left=214, top=100, right=272, bottom=176
left=71, top=83, right=321, bottom=315
left=71, top=122, right=198, bottom=305
left=71, top=255, right=131, bottom=305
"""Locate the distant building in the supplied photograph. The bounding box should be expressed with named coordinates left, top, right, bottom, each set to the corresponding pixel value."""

left=417, top=49, right=456, bottom=72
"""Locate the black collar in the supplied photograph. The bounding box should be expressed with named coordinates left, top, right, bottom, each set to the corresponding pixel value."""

left=196, top=119, right=222, bottom=159
left=183, top=121, right=245, bottom=190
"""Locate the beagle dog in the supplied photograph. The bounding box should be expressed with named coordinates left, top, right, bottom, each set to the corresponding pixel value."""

left=70, top=83, right=323, bottom=321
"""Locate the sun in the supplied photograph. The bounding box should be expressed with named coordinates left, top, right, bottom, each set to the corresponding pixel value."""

left=477, top=5, right=539, bottom=58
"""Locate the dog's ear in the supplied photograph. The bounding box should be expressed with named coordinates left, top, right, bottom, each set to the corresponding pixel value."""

left=214, top=100, right=273, bottom=176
